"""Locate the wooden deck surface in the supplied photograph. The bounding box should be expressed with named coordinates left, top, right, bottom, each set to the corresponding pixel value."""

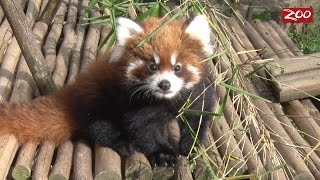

left=0, top=0, right=319, bottom=179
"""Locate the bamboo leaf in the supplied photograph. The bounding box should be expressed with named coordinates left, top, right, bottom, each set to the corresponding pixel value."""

left=137, top=2, right=161, bottom=21
left=219, top=82, right=271, bottom=103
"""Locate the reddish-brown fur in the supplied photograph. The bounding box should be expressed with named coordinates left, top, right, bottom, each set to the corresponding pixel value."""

left=0, top=17, right=208, bottom=146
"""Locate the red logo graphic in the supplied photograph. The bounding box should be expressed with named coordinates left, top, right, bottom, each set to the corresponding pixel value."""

left=282, top=8, right=313, bottom=23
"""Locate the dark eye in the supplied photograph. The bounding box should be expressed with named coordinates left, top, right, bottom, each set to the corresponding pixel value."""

left=174, top=65, right=181, bottom=72
left=149, top=64, right=159, bottom=72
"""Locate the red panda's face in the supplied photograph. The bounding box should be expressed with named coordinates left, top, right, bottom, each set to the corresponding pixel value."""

left=110, top=15, right=215, bottom=99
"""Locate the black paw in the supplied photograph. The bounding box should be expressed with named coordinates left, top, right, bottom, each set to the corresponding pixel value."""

left=179, top=136, right=194, bottom=156
left=148, top=152, right=177, bottom=167
left=113, top=143, right=135, bottom=156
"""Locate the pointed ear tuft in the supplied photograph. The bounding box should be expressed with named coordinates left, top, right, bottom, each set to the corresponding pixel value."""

left=116, top=17, right=144, bottom=46
left=185, top=15, right=214, bottom=56
left=110, top=18, right=144, bottom=62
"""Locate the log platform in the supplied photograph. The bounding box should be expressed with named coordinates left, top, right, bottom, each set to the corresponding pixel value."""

left=0, top=0, right=319, bottom=179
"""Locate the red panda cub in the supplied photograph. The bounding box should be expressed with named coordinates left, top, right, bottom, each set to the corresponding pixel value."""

left=0, top=15, right=215, bottom=166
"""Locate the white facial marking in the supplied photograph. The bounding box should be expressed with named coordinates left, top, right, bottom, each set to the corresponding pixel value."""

left=185, top=65, right=201, bottom=89
left=125, top=59, right=144, bottom=79
left=170, top=51, right=178, bottom=65
left=147, top=71, right=184, bottom=99
left=185, top=15, right=214, bottom=56
left=153, top=53, right=160, bottom=64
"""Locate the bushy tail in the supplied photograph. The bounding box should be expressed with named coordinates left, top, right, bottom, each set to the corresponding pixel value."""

left=0, top=96, right=76, bottom=145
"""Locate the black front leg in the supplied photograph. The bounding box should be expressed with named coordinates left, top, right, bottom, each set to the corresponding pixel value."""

left=178, top=78, right=215, bottom=156
left=123, top=105, right=178, bottom=166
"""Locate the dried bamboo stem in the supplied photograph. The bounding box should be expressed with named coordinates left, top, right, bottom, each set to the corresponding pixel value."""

left=49, top=141, right=73, bottom=180
left=38, top=0, right=63, bottom=25
left=211, top=111, right=248, bottom=176
left=0, top=134, right=19, bottom=180
left=52, top=0, right=77, bottom=88
left=251, top=20, right=293, bottom=58
left=282, top=101, right=320, bottom=157
left=270, top=103, right=320, bottom=173
left=268, top=20, right=303, bottom=56
left=12, top=143, right=38, bottom=180
left=0, top=0, right=57, bottom=95
left=66, top=0, right=89, bottom=83
left=0, top=6, right=4, bottom=24
left=43, top=0, right=68, bottom=73
left=94, top=145, right=121, bottom=180
left=96, top=24, right=112, bottom=61
left=263, top=22, right=295, bottom=57
left=0, top=0, right=28, bottom=63
left=32, top=141, right=55, bottom=179
left=81, top=9, right=102, bottom=69
left=72, top=141, right=93, bottom=179
left=234, top=13, right=279, bottom=60
left=0, top=0, right=42, bottom=101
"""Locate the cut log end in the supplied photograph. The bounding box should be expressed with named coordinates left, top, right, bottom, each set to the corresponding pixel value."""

left=12, top=165, right=30, bottom=180
left=49, top=174, right=68, bottom=180
left=94, top=171, right=121, bottom=180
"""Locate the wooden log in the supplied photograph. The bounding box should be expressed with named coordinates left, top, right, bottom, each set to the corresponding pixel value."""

left=225, top=18, right=267, bottom=78
left=0, top=0, right=44, bottom=178
left=268, top=20, right=304, bottom=56
left=216, top=83, right=265, bottom=176
left=152, top=166, right=174, bottom=180
left=192, top=137, right=225, bottom=179
left=233, top=12, right=279, bottom=60
left=0, top=6, right=4, bottom=24
left=0, top=0, right=42, bottom=101
left=211, top=112, right=248, bottom=176
left=282, top=100, right=320, bottom=157
left=212, top=43, right=285, bottom=179
left=10, top=18, right=50, bottom=180
left=52, top=0, right=77, bottom=88
left=301, top=99, right=320, bottom=127
left=175, top=156, right=193, bottom=180
left=250, top=19, right=293, bottom=58
left=94, top=145, right=121, bottom=180
left=263, top=22, right=295, bottom=57
left=81, top=9, right=102, bottom=70
left=266, top=53, right=320, bottom=102
left=270, top=103, right=320, bottom=174
left=96, top=24, right=112, bottom=61
left=0, top=0, right=28, bottom=63
left=12, top=143, right=38, bottom=180
left=211, top=17, right=309, bottom=178
left=38, top=0, right=64, bottom=25
left=72, top=141, right=93, bottom=179
left=66, top=0, right=89, bottom=83
left=32, top=141, right=55, bottom=179
left=0, top=0, right=57, bottom=95
left=242, top=83, right=314, bottom=179
left=49, top=141, right=73, bottom=180
left=43, top=0, right=68, bottom=73
left=0, top=134, right=19, bottom=180
left=125, top=152, right=152, bottom=180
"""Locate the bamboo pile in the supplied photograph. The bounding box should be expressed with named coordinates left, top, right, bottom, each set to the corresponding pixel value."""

left=0, top=0, right=319, bottom=179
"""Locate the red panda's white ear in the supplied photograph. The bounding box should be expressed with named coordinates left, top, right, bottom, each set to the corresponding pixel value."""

left=185, top=15, right=214, bottom=56
left=110, top=18, right=144, bottom=62
left=116, top=17, right=144, bottom=46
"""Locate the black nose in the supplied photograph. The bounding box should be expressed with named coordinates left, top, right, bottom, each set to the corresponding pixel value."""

left=158, top=80, right=171, bottom=91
